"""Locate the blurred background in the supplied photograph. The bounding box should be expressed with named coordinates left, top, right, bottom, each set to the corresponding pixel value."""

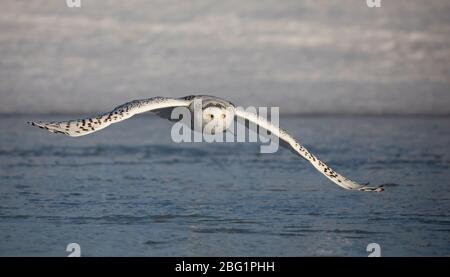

left=1, top=0, right=450, bottom=257
left=1, top=0, right=449, bottom=115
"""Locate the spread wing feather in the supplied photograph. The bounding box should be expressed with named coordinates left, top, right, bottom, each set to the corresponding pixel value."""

left=28, top=97, right=191, bottom=137
left=235, top=109, right=384, bottom=192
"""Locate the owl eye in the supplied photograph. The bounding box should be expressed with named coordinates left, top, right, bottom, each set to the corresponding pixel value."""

left=209, top=114, right=214, bottom=119
left=221, top=114, right=226, bottom=119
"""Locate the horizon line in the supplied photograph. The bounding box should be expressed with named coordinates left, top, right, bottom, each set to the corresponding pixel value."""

left=3, top=112, right=450, bottom=118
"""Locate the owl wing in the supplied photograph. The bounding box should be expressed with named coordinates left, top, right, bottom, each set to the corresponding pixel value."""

left=28, top=97, right=191, bottom=137
left=235, top=109, right=384, bottom=192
